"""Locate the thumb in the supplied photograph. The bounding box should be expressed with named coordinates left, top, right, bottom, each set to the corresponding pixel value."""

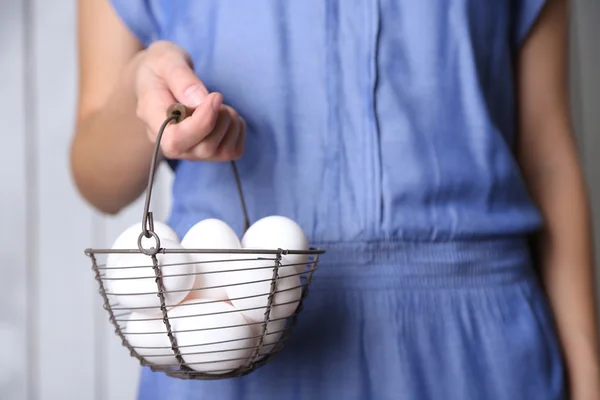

left=159, top=52, right=209, bottom=108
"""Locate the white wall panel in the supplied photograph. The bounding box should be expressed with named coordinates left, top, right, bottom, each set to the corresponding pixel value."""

left=31, top=0, right=98, bottom=398
left=0, top=1, right=29, bottom=399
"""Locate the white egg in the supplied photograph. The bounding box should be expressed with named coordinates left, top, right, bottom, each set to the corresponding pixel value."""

left=250, top=317, right=287, bottom=357
left=125, top=312, right=178, bottom=366
left=169, top=300, right=256, bottom=374
left=180, top=219, right=243, bottom=301
left=106, top=239, right=196, bottom=314
left=241, top=216, right=309, bottom=276
left=107, top=221, right=179, bottom=267
left=226, top=257, right=303, bottom=323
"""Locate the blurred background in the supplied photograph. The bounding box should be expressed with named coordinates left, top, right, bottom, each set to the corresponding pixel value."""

left=0, top=1, right=598, bottom=399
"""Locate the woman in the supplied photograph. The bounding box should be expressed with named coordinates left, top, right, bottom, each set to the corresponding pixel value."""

left=70, top=0, right=600, bottom=398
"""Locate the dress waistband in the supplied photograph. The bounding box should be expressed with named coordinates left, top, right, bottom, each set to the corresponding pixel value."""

left=306, top=237, right=537, bottom=289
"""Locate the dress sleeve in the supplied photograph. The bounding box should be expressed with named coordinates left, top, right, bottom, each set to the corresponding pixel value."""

left=109, top=0, right=159, bottom=47
left=512, top=0, right=547, bottom=48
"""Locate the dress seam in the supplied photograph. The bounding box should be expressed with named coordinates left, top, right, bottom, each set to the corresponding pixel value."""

left=368, top=0, right=383, bottom=237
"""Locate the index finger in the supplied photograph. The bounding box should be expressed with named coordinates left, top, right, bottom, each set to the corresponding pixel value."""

left=161, top=93, right=223, bottom=153
left=146, top=92, right=222, bottom=157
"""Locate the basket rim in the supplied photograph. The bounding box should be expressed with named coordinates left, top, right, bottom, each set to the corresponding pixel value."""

left=84, top=247, right=326, bottom=256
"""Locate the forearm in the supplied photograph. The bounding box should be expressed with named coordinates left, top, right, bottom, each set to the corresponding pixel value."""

left=526, top=128, right=600, bottom=386
left=511, top=0, right=599, bottom=395
left=70, top=54, right=154, bottom=214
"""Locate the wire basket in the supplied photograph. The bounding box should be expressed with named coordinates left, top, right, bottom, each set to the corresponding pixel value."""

left=84, top=104, right=325, bottom=380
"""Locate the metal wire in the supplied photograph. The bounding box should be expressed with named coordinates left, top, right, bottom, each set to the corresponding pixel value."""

left=84, top=103, right=324, bottom=380
left=140, top=114, right=178, bottom=254
left=230, top=160, right=250, bottom=233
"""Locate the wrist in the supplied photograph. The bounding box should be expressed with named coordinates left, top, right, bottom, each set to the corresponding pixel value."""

left=124, top=50, right=147, bottom=101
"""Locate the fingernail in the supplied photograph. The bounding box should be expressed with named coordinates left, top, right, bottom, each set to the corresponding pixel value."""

left=184, top=84, right=206, bottom=107
left=211, top=93, right=223, bottom=111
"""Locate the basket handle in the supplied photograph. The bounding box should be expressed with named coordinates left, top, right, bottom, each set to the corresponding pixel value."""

left=139, top=103, right=250, bottom=255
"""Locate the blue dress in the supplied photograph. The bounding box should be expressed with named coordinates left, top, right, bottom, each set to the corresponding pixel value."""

left=110, top=0, right=566, bottom=398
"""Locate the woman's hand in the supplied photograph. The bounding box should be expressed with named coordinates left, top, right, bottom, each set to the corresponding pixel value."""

left=135, top=41, right=246, bottom=161
left=73, top=0, right=247, bottom=214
